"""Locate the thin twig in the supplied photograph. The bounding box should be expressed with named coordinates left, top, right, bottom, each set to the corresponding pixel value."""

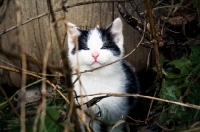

left=145, top=0, right=163, bottom=80
left=48, top=0, right=80, bottom=131
left=154, top=120, right=173, bottom=131
left=184, top=74, right=200, bottom=97
left=42, top=42, right=52, bottom=131
left=63, top=0, right=126, bottom=9
left=127, top=116, right=144, bottom=124
left=116, top=2, right=144, bottom=35
left=0, top=65, right=70, bottom=104
left=74, top=35, right=89, bottom=131
left=146, top=48, right=152, bottom=69
left=14, top=0, right=26, bottom=131
left=145, top=91, right=156, bottom=122
left=0, top=0, right=125, bottom=36
left=33, top=42, right=51, bottom=132
left=0, top=58, right=63, bottom=77
left=0, top=48, right=63, bottom=72
left=0, top=85, right=21, bottom=120
left=79, top=92, right=200, bottom=110
left=0, top=12, right=49, bottom=36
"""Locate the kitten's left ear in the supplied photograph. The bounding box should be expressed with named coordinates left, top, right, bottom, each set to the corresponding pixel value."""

left=107, top=18, right=123, bottom=43
left=67, top=22, right=81, bottom=43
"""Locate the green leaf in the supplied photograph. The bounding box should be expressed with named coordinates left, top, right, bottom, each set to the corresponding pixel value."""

left=166, top=72, right=187, bottom=79
left=168, top=55, right=191, bottom=75
left=160, top=55, right=170, bottom=65
left=7, top=119, right=21, bottom=132
left=125, top=122, right=130, bottom=132
left=159, top=79, right=178, bottom=101
left=73, top=77, right=79, bottom=84
left=189, top=45, right=200, bottom=64
left=110, top=120, right=125, bottom=132
left=24, top=79, right=44, bottom=89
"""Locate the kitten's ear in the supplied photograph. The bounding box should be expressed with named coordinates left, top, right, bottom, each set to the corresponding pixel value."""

left=67, top=22, right=81, bottom=43
left=107, top=18, right=123, bottom=43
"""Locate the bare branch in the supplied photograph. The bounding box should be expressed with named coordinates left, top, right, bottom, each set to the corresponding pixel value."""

left=0, top=48, right=63, bottom=72
left=78, top=92, right=200, bottom=110
left=0, top=64, right=70, bottom=104
left=145, top=0, right=163, bottom=80
left=0, top=0, right=126, bottom=36
left=116, top=2, right=144, bottom=35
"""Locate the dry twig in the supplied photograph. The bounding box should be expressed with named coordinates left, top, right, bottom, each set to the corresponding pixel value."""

left=80, top=92, right=200, bottom=110
left=48, top=0, right=80, bottom=131
left=0, top=85, right=21, bottom=120
left=33, top=42, right=51, bottom=132
left=0, top=0, right=126, bottom=36
left=145, top=0, right=163, bottom=80
left=14, top=0, right=27, bottom=131
left=0, top=64, right=70, bottom=104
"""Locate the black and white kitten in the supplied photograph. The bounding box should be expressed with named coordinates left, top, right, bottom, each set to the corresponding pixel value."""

left=67, top=18, right=140, bottom=132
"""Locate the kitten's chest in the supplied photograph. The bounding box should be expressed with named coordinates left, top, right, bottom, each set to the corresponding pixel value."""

left=72, top=73, right=125, bottom=96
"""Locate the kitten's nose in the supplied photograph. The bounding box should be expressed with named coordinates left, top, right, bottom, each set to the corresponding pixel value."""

left=92, top=52, right=99, bottom=60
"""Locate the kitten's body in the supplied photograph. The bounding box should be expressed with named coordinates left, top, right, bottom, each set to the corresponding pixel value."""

left=67, top=18, right=140, bottom=132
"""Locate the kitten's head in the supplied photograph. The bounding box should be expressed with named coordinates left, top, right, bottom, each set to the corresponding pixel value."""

left=67, top=18, right=124, bottom=72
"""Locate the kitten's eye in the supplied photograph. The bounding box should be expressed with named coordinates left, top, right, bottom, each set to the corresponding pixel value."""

left=101, top=46, right=107, bottom=49
left=83, top=47, right=90, bottom=50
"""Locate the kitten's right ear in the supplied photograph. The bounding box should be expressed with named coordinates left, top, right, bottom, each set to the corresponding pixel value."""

left=67, top=22, right=81, bottom=43
left=107, top=18, right=123, bottom=45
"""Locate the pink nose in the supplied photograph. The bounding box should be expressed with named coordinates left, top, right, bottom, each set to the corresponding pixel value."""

left=92, top=52, right=99, bottom=60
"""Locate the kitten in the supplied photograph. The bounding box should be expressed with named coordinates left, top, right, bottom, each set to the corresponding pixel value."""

left=67, top=18, right=140, bottom=132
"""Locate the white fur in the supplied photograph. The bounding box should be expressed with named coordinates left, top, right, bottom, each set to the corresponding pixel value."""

left=67, top=22, right=81, bottom=51
left=109, top=18, right=124, bottom=51
left=67, top=18, right=128, bottom=132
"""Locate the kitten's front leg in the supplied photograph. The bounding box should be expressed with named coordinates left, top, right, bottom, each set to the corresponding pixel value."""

left=78, top=107, right=101, bottom=132
left=88, top=119, right=101, bottom=132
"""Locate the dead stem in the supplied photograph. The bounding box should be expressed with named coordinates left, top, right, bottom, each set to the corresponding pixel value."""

left=0, top=65, right=70, bottom=104
left=145, top=0, right=163, bottom=80
left=77, top=112, right=91, bottom=132
left=42, top=42, right=51, bottom=131
left=32, top=42, right=51, bottom=132
left=0, top=1, right=126, bottom=36
left=48, top=0, right=80, bottom=131
left=127, top=116, right=144, bottom=124
left=0, top=58, right=63, bottom=78
left=14, top=0, right=26, bottom=131
left=0, top=48, right=63, bottom=72
left=146, top=48, right=152, bottom=70
left=0, top=85, right=21, bottom=120
left=145, top=91, right=157, bottom=122
left=145, top=1, right=163, bottom=124
left=74, top=36, right=89, bottom=131
left=79, top=92, right=200, bottom=110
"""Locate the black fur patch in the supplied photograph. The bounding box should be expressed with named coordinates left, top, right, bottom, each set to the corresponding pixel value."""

left=121, top=61, right=140, bottom=107
left=71, top=30, right=90, bottom=55
left=99, top=28, right=121, bottom=56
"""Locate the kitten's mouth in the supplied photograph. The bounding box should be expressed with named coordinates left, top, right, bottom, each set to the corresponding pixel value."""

left=92, top=61, right=100, bottom=64
left=91, top=61, right=102, bottom=66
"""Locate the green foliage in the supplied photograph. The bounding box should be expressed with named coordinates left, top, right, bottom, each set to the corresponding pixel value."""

left=4, top=107, right=64, bottom=132
left=0, top=80, right=70, bottom=132
left=110, top=120, right=125, bottom=132
left=157, top=41, right=200, bottom=130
